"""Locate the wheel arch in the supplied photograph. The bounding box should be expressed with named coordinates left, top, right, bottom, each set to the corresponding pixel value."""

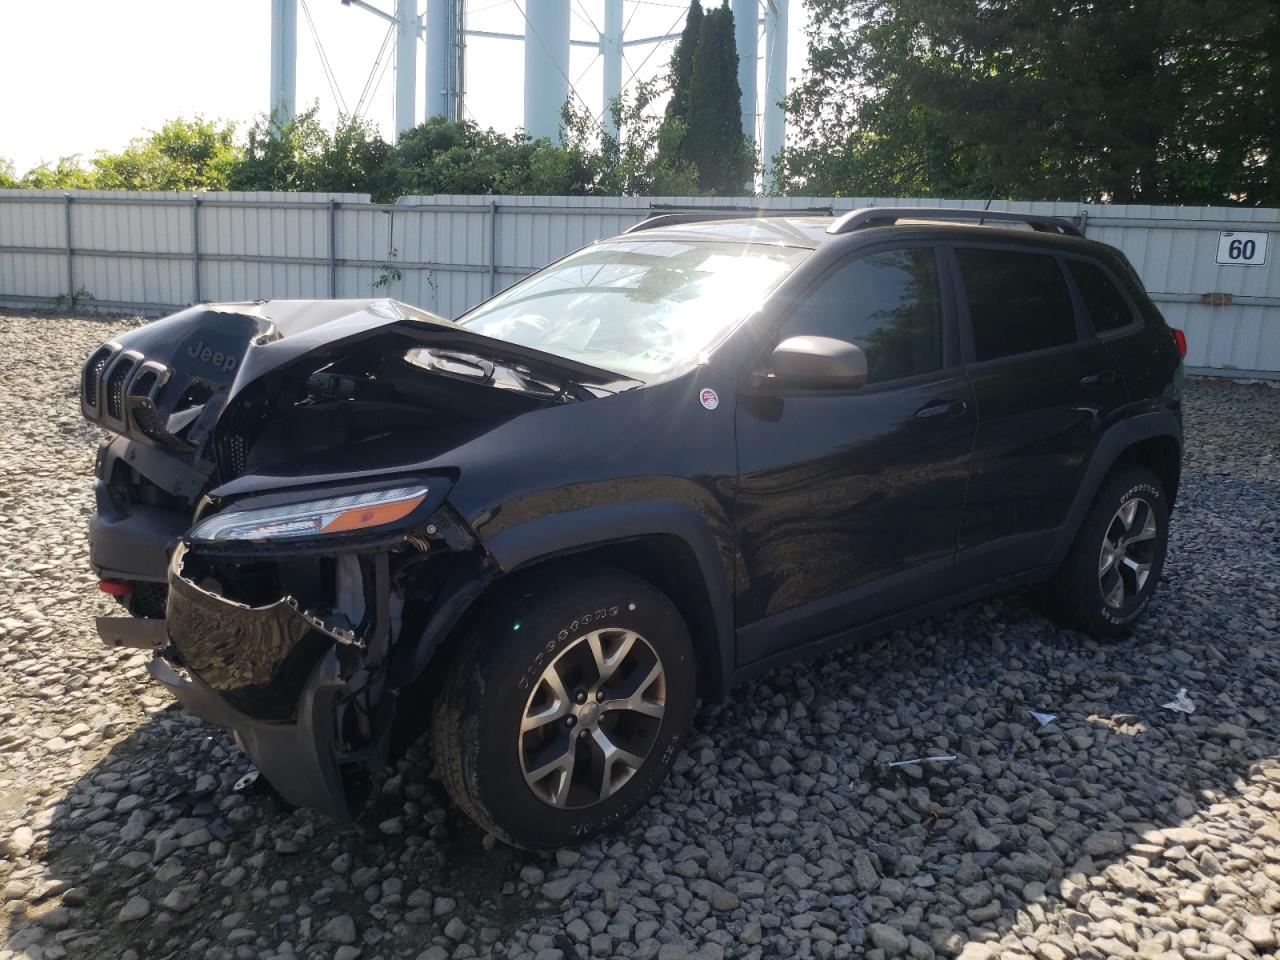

left=1116, top=433, right=1181, bottom=508
left=1048, top=411, right=1182, bottom=565
left=477, top=503, right=735, bottom=703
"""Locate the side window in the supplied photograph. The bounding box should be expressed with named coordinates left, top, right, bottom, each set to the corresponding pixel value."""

left=956, top=248, right=1077, bottom=361
left=782, top=248, right=943, bottom=383
left=1069, top=259, right=1137, bottom=333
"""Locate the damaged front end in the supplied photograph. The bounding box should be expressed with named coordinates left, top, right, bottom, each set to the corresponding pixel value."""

left=81, top=298, right=627, bottom=817
left=156, top=498, right=490, bottom=818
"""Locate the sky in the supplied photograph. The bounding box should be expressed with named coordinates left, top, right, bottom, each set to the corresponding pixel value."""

left=0, top=0, right=808, bottom=175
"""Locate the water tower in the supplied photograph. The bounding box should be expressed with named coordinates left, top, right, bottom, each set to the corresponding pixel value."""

left=268, top=1, right=789, bottom=174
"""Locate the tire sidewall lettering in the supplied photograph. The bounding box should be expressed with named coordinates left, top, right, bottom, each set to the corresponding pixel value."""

left=1118, top=483, right=1161, bottom=509
left=516, top=604, right=623, bottom=700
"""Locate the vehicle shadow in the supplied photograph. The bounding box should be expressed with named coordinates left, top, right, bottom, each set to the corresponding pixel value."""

left=5, top=473, right=1278, bottom=959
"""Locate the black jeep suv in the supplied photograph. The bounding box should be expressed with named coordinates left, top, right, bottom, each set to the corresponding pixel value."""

left=82, top=208, right=1183, bottom=848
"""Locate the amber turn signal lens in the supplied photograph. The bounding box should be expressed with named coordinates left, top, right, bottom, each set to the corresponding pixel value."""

left=321, top=494, right=426, bottom=533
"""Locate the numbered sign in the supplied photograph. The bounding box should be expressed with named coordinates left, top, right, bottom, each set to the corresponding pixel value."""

left=1216, top=231, right=1268, bottom=266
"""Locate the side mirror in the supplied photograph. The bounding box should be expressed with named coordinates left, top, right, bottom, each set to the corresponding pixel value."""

left=769, top=336, right=868, bottom=388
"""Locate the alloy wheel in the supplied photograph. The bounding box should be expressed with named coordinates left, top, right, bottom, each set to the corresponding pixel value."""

left=1098, top=496, right=1159, bottom=609
left=518, top=628, right=666, bottom=808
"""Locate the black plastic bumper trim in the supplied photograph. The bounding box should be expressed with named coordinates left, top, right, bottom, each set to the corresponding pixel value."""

left=146, top=652, right=353, bottom=819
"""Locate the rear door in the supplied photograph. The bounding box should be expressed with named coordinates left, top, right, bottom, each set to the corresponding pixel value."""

left=734, top=244, right=977, bottom=664
left=950, top=244, right=1127, bottom=587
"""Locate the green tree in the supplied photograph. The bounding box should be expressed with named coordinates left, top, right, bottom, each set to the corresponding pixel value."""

left=664, top=1, right=704, bottom=126
left=780, top=0, right=1278, bottom=205
left=311, top=116, right=397, bottom=199
left=564, top=79, right=701, bottom=195
left=683, top=4, right=752, bottom=193
left=229, top=105, right=330, bottom=193
left=0, top=158, right=16, bottom=188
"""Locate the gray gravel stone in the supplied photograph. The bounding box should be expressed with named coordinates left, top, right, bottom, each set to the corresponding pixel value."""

left=1, top=317, right=1278, bottom=960
left=319, top=914, right=357, bottom=945
left=868, top=923, right=909, bottom=956
left=117, top=896, right=150, bottom=923
left=1243, top=915, right=1276, bottom=949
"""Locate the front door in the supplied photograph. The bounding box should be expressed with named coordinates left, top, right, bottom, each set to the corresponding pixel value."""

left=734, top=245, right=977, bottom=665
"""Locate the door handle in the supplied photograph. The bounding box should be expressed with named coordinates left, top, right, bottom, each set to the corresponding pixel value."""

left=915, top=398, right=968, bottom=419
left=1080, top=369, right=1117, bottom=386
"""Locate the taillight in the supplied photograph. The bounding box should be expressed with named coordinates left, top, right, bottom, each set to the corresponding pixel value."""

left=1172, top=328, right=1187, bottom=359
left=98, top=579, right=132, bottom=596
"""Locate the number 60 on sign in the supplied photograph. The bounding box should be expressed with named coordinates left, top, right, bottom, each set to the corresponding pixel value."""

left=1216, top=231, right=1268, bottom=266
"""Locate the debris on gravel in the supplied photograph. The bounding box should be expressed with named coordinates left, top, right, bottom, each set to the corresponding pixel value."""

left=0, top=313, right=1277, bottom=960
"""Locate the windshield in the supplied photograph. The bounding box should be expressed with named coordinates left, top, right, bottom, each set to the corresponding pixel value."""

left=455, top=239, right=811, bottom=377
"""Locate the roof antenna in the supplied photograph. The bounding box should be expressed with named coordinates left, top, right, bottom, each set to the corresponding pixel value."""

left=980, top=184, right=996, bottom=226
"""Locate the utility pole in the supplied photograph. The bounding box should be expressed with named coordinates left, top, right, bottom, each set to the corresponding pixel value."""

left=269, top=0, right=298, bottom=131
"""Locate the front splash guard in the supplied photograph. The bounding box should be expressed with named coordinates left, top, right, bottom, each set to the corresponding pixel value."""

left=147, top=648, right=354, bottom=819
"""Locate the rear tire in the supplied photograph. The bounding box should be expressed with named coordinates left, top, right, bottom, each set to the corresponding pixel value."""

left=431, top=567, right=696, bottom=850
left=1050, top=465, right=1169, bottom=638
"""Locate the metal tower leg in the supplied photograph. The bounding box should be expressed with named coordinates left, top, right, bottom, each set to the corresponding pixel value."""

left=602, top=0, right=624, bottom=140
left=763, top=0, right=788, bottom=187
left=395, top=0, right=418, bottom=135
left=523, top=0, right=571, bottom=142
left=733, top=0, right=757, bottom=146
left=269, top=0, right=297, bottom=130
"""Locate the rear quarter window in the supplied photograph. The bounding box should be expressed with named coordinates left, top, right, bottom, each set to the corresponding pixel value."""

left=956, top=248, right=1077, bottom=361
left=1068, top=259, right=1138, bottom=333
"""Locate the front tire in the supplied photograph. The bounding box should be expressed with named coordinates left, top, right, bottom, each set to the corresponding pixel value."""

left=431, top=567, right=696, bottom=849
left=1051, top=465, right=1169, bottom=638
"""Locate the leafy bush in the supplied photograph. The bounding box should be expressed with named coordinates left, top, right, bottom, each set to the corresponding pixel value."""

left=92, top=118, right=240, bottom=191
left=3, top=72, right=724, bottom=199
left=564, top=80, right=700, bottom=196
left=395, top=117, right=596, bottom=197
left=16, top=157, right=98, bottom=190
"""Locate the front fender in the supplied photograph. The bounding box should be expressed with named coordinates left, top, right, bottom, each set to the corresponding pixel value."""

left=483, top=499, right=736, bottom=699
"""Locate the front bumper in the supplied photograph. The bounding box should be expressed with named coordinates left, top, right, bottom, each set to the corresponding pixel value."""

left=89, top=482, right=186, bottom=583
left=100, top=500, right=486, bottom=819
left=139, top=543, right=385, bottom=819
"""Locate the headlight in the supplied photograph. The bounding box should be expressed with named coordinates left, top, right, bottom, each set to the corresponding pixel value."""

left=189, top=485, right=430, bottom=543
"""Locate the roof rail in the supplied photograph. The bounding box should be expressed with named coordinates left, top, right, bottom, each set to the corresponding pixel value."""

left=826, top=207, right=1083, bottom=238
left=625, top=207, right=833, bottom=234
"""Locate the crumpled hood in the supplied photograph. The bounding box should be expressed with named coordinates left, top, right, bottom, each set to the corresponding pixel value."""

left=80, top=298, right=630, bottom=455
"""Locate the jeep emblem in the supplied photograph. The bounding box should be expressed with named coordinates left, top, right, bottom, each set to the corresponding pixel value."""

left=186, top=339, right=239, bottom=373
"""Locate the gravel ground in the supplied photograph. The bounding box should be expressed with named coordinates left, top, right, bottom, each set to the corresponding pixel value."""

left=1, top=312, right=1278, bottom=960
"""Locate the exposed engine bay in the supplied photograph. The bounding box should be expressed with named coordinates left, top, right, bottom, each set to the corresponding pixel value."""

left=82, top=298, right=629, bottom=815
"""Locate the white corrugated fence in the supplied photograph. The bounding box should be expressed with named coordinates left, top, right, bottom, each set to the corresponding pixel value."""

left=1, top=190, right=1277, bottom=378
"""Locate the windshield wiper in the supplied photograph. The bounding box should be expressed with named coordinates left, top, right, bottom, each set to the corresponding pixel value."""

left=421, top=350, right=601, bottom=402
